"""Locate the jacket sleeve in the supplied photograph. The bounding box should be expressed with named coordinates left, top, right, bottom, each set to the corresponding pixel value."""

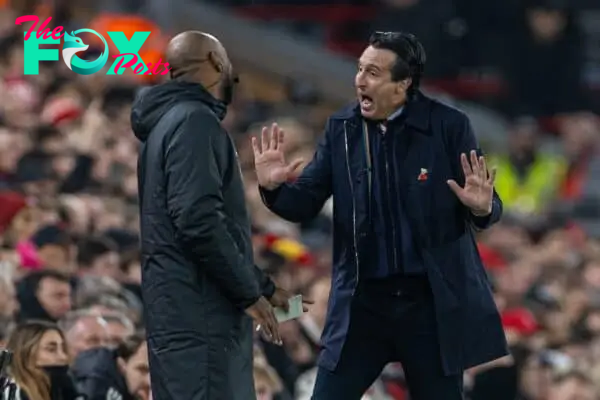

left=254, top=264, right=276, bottom=298
left=451, top=113, right=503, bottom=230
left=165, top=110, right=261, bottom=309
left=259, top=120, right=333, bottom=222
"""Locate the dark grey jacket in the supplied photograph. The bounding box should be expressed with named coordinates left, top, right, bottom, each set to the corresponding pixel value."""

left=132, top=80, right=273, bottom=400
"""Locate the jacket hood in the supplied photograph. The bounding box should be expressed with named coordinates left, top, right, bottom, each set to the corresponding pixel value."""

left=130, top=80, right=227, bottom=142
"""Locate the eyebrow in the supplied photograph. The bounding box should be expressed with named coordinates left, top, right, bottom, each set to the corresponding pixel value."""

left=358, top=61, right=382, bottom=71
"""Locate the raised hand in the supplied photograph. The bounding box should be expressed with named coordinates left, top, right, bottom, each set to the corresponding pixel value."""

left=447, top=150, right=496, bottom=216
left=252, top=123, right=303, bottom=190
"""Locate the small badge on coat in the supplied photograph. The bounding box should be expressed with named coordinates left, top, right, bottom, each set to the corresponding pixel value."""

left=417, top=168, right=428, bottom=181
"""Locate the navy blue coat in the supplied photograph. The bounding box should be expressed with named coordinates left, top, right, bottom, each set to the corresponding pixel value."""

left=261, top=92, right=508, bottom=375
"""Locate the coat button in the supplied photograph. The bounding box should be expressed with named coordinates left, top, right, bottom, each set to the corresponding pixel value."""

left=359, top=232, right=367, bottom=238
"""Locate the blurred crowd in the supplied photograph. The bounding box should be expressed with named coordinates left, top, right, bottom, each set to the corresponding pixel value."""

left=0, top=0, right=600, bottom=399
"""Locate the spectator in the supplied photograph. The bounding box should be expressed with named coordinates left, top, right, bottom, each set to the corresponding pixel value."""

left=30, top=224, right=73, bottom=272
left=490, top=117, right=566, bottom=216
left=2, top=320, right=79, bottom=400
left=72, top=332, right=150, bottom=400
left=547, top=370, right=596, bottom=400
left=76, top=236, right=120, bottom=280
left=59, top=310, right=109, bottom=360
left=0, top=267, right=17, bottom=318
left=16, top=270, right=72, bottom=323
left=98, top=312, right=135, bottom=348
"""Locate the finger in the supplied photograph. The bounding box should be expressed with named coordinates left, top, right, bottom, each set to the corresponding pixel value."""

left=479, top=156, right=487, bottom=183
left=488, top=167, right=497, bottom=185
left=265, top=313, right=282, bottom=345
left=447, top=179, right=463, bottom=196
left=286, top=158, right=304, bottom=175
left=278, top=129, right=285, bottom=148
left=301, top=298, right=315, bottom=304
left=470, top=150, right=480, bottom=174
left=270, top=123, right=279, bottom=150
left=261, top=126, right=269, bottom=151
left=251, top=136, right=261, bottom=156
left=460, top=153, right=473, bottom=176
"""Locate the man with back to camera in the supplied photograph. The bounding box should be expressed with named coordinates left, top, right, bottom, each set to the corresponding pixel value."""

left=131, top=31, right=306, bottom=400
left=253, top=32, right=508, bottom=399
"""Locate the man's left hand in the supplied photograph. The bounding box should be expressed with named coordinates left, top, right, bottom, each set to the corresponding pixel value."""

left=447, top=150, right=496, bottom=216
left=269, top=287, right=314, bottom=312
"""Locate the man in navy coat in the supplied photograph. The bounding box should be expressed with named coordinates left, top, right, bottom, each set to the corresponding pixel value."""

left=252, top=31, right=508, bottom=399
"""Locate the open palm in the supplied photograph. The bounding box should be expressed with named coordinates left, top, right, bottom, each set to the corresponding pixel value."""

left=447, top=150, right=496, bottom=215
left=252, top=123, right=303, bottom=190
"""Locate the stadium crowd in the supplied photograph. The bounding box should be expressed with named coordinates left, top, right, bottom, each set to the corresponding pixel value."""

left=0, top=0, right=600, bottom=399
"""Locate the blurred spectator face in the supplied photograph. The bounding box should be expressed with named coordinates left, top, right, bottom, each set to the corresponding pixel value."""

left=583, top=309, right=600, bottom=335
left=527, top=8, right=567, bottom=41
left=520, top=355, right=552, bottom=399
left=508, top=119, right=539, bottom=157
left=0, top=276, right=18, bottom=318
left=36, top=275, right=72, bottom=320
left=37, top=243, right=71, bottom=272
left=583, top=260, right=600, bottom=289
left=117, top=341, right=150, bottom=400
left=65, top=316, right=108, bottom=359
left=560, top=113, right=599, bottom=159
left=0, top=128, right=28, bottom=173
left=51, top=155, right=76, bottom=179
left=548, top=375, right=595, bottom=400
left=104, top=316, right=134, bottom=348
left=91, top=250, right=120, bottom=279
left=9, top=206, right=42, bottom=243
left=253, top=367, right=277, bottom=400
left=36, top=328, right=69, bottom=367
left=355, top=45, right=410, bottom=120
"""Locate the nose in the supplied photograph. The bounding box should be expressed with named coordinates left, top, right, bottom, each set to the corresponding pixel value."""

left=355, top=71, right=366, bottom=89
left=57, top=348, right=69, bottom=364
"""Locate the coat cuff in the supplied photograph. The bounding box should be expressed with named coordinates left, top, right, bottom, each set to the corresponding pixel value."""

left=259, top=186, right=282, bottom=208
left=262, top=278, right=276, bottom=299
left=470, top=200, right=499, bottom=230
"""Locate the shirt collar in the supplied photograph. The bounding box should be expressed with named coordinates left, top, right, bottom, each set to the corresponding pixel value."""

left=388, top=106, right=404, bottom=121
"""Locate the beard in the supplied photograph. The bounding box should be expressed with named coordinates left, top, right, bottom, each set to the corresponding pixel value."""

left=220, top=72, right=238, bottom=105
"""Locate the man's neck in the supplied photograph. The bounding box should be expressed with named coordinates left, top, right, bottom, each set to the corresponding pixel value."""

left=387, top=105, right=404, bottom=121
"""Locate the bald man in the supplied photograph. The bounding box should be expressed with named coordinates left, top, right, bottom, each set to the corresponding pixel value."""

left=131, top=31, right=284, bottom=400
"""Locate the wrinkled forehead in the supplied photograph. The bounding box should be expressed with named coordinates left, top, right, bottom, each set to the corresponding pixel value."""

left=358, top=46, right=397, bottom=70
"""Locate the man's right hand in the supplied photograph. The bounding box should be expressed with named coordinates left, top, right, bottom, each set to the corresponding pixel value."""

left=251, top=123, right=304, bottom=190
left=245, top=296, right=282, bottom=345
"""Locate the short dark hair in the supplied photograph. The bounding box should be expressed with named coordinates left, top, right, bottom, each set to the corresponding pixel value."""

left=115, top=331, right=146, bottom=361
left=368, top=31, right=426, bottom=97
left=76, top=236, right=117, bottom=268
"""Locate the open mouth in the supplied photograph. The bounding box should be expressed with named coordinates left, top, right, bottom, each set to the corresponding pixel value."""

left=360, top=94, right=373, bottom=109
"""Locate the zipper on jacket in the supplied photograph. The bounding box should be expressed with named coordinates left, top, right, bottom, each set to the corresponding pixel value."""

left=383, top=132, right=399, bottom=273
left=344, top=121, right=360, bottom=293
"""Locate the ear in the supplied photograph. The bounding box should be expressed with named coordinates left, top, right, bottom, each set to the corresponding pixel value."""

left=397, top=77, right=412, bottom=93
left=207, top=51, right=224, bottom=73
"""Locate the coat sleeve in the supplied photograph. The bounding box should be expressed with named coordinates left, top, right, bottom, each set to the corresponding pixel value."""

left=259, top=120, right=333, bottom=223
left=254, top=264, right=276, bottom=298
left=450, top=112, right=503, bottom=230
left=165, top=110, right=261, bottom=309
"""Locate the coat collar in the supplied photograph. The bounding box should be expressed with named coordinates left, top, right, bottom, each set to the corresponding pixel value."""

left=330, top=91, right=431, bottom=134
